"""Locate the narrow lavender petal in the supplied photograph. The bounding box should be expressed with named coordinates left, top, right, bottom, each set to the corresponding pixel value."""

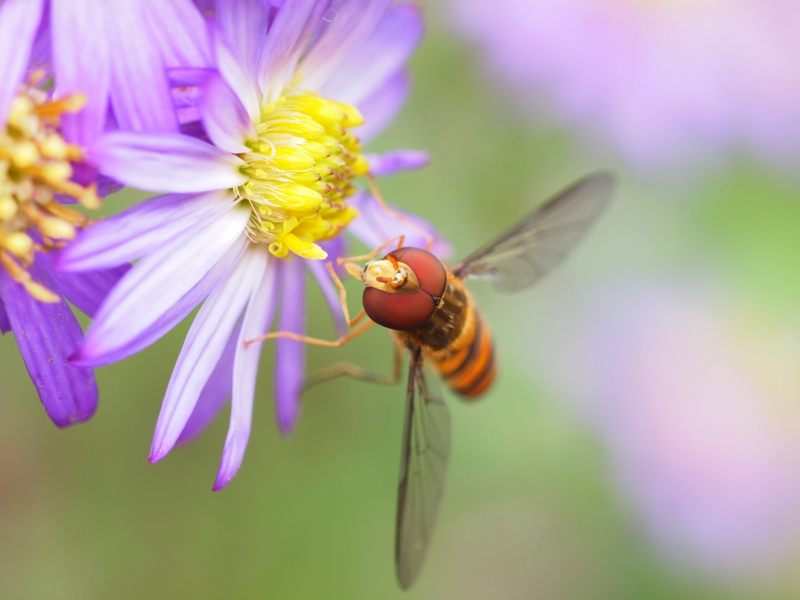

left=176, top=322, right=240, bottom=446
left=0, top=295, right=10, bottom=334
left=215, top=0, right=271, bottom=85
left=0, top=256, right=97, bottom=427
left=50, top=263, right=131, bottom=318
left=306, top=258, right=347, bottom=338
left=0, top=0, right=44, bottom=128
left=28, top=3, right=50, bottom=76
left=318, top=235, right=346, bottom=265
left=321, top=2, right=423, bottom=106
left=89, top=132, right=247, bottom=193
left=142, top=0, right=212, bottom=68
left=79, top=235, right=248, bottom=366
left=211, top=24, right=261, bottom=124
left=150, top=246, right=267, bottom=462
left=356, top=69, right=409, bottom=143
left=74, top=206, right=250, bottom=366
left=51, top=0, right=110, bottom=148
left=167, top=67, right=214, bottom=88
left=257, top=0, right=329, bottom=102
left=105, top=0, right=177, bottom=133
left=300, top=0, right=392, bottom=92
left=365, top=150, right=429, bottom=176
left=202, top=72, right=255, bottom=153
left=215, top=250, right=278, bottom=490
left=348, top=190, right=453, bottom=259
left=57, top=191, right=233, bottom=272
left=168, top=67, right=212, bottom=126
left=275, top=259, right=306, bottom=434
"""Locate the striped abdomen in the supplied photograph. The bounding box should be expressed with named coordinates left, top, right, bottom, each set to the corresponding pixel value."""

left=393, top=275, right=497, bottom=399
left=429, top=307, right=496, bottom=399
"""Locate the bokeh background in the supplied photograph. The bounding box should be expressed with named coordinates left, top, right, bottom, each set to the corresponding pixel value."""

left=4, top=1, right=800, bottom=598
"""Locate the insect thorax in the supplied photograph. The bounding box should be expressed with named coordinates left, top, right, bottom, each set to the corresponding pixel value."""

left=395, top=276, right=472, bottom=352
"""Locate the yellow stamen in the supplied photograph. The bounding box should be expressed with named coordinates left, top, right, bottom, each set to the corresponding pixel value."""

left=1, top=86, right=100, bottom=302
left=235, top=90, right=367, bottom=260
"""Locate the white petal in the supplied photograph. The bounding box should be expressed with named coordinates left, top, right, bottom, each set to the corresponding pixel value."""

left=59, top=191, right=233, bottom=271
left=89, top=132, right=247, bottom=193
left=81, top=205, right=250, bottom=362
left=151, top=245, right=268, bottom=462
left=300, top=0, right=392, bottom=92
left=214, top=248, right=278, bottom=490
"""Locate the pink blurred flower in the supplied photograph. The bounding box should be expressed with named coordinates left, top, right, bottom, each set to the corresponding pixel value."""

left=546, top=283, right=800, bottom=577
left=449, top=0, right=800, bottom=171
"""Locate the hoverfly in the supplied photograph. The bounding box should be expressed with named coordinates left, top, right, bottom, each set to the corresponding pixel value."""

left=253, top=171, right=614, bottom=588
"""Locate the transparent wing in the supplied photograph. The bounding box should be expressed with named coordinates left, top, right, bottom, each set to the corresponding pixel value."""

left=395, top=350, right=451, bottom=590
left=453, top=171, right=614, bottom=293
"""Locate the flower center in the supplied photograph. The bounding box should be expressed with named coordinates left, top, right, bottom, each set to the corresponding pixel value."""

left=0, top=82, right=99, bottom=302
left=235, top=90, right=368, bottom=260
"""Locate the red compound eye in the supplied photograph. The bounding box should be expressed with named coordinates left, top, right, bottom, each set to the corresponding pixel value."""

left=363, top=287, right=435, bottom=331
left=362, top=247, right=447, bottom=331
left=388, top=247, right=447, bottom=298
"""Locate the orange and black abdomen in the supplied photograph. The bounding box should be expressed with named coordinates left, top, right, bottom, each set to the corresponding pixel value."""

left=431, top=308, right=496, bottom=399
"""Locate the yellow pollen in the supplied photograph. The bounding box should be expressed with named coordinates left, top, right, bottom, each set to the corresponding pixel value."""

left=1, top=84, right=100, bottom=302
left=235, top=90, right=368, bottom=260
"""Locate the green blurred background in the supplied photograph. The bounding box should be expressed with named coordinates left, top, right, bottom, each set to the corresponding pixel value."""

left=4, top=6, right=800, bottom=600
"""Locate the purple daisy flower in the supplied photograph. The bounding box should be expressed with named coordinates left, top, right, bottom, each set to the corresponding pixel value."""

left=0, top=0, right=211, bottom=426
left=60, top=0, right=445, bottom=489
left=448, top=0, right=800, bottom=172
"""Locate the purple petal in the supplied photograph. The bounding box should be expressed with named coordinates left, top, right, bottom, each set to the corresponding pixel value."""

left=258, top=0, right=330, bottom=102
left=79, top=235, right=248, bottom=366
left=51, top=0, right=110, bottom=148
left=300, top=0, right=392, bottom=92
left=28, top=3, right=50, bottom=76
left=102, top=0, right=177, bottom=133
left=365, top=150, right=429, bottom=176
left=89, top=131, right=247, bottom=193
left=356, top=69, right=409, bottom=143
left=150, top=245, right=268, bottom=463
left=215, top=0, right=270, bottom=86
left=57, top=191, right=232, bottom=272
left=214, top=249, right=278, bottom=490
left=74, top=206, right=250, bottom=366
left=202, top=72, right=255, bottom=153
left=0, top=255, right=97, bottom=427
left=321, top=2, right=422, bottom=105
left=0, top=295, right=10, bottom=334
left=49, top=263, right=131, bottom=318
left=257, top=0, right=329, bottom=102
left=0, top=0, right=44, bottom=128
left=176, top=322, right=240, bottom=446
left=348, top=190, right=453, bottom=259
left=211, top=24, right=261, bottom=124
left=275, top=258, right=306, bottom=434
left=167, top=67, right=213, bottom=125
left=142, top=0, right=212, bottom=68
left=306, top=257, right=347, bottom=337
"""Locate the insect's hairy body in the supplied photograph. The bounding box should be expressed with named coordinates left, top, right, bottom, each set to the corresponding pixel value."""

left=392, top=272, right=496, bottom=399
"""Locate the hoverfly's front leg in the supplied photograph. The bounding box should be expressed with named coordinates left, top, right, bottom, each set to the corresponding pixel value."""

left=327, top=235, right=407, bottom=328
left=244, top=318, right=376, bottom=347
left=303, top=345, right=403, bottom=392
left=245, top=236, right=404, bottom=347
left=335, top=234, right=405, bottom=266
left=325, top=261, right=367, bottom=328
left=366, top=173, right=435, bottom=252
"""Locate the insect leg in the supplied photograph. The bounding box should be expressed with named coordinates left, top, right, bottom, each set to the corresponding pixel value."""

left=335, top=234, right=406, bottom=266
left=325, top=261, right=367, bottom=328
left=244, top=317, right=376, bottom=347
left=366, top=173, right=435, bottom=252
left=303, top=345, right=403, bottom=392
